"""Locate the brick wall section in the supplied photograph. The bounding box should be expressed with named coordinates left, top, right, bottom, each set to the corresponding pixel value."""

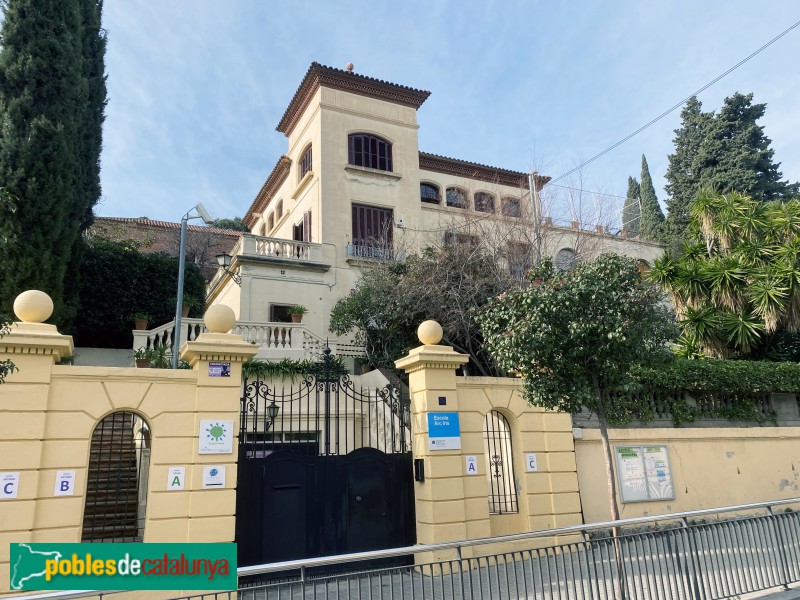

left=90, top=217, right=242, bottom=280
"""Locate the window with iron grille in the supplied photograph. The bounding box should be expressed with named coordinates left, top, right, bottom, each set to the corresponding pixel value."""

left=300, top=145, right=312, bottom=178
left=82, top=412, right=151, bottom=542
left=420, top=183, right=440, bottom=204
left=474, top=192, right=495, bottom=213
left=555, top=248, right=576, bottom=271
left=446, top=187, right=467, bottom=208
left=348, top=133, right=392, bottom=171
left=501, top=197, right=521, bottom=217
left=444, top=231, right=479, bottom=250
left=508, top=242, right=532, bottom=279
left=483, top=410, right=518, bottom=514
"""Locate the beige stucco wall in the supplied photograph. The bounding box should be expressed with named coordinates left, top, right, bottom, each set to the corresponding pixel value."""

left=396, top=344, right=582, bottom=561
left=0, top=320, right=256, bottom=594
left=576, top=427, right=800, bottom=524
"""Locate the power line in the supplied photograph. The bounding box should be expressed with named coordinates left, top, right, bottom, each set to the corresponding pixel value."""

left=550, top=20, right=800, bottom=184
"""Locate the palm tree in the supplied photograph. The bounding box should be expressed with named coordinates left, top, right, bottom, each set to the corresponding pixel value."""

left=651, top=190, right=800, bottom=359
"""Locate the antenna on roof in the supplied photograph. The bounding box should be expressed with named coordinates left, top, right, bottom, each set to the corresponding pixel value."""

left=345, top=63, right=354, bottom=73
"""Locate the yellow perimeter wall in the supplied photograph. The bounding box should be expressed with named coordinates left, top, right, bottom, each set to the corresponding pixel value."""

left=576, top=427, right=800, bottom=523
left=0, top=320, right=256, bottom=593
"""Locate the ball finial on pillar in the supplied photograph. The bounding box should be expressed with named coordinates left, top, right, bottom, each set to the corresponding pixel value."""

left=417, top=320, right=443, bottom=345
left=204, top=305, right=236, bottom=333
left=13, top=290, right=54, bottom=323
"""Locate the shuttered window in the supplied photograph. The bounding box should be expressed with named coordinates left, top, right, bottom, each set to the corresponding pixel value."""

left=350, top=204, right=393, bottom=259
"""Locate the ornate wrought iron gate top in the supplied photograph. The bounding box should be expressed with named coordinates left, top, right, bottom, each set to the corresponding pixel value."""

left=240, top=349, right=411, bottom=457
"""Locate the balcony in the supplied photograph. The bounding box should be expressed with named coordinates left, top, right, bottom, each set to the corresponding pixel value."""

left=133, top=318, right=365, bottom=363
left=345, top=243, right=398, bottom=262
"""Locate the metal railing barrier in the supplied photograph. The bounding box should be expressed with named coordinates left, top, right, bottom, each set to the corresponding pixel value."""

left=10, top=496, right=800, bottom=600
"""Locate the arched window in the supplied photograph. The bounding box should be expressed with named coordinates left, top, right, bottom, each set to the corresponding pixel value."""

left=501, top=197, right=521, bottom=217
left=300, top=145, right=312, bottom=178
left=483, top=411, right=518, bottom=514
left=555, top=248, right=576, bottom=271
left=348, top=133, right=392, bottom=171
left=420, top=183, right=440, bottom=204
left=267, top=212, right=275, bottom=232
left=83, top=412, right=151, bottom=542
left=446, top=187, right=467, bottom=209
left=276, top=200, right=284, bottom=220
left=474, top=192, right=495, bottom=213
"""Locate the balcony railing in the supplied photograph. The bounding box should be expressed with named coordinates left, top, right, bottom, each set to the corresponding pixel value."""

left=240, top=234, right=323, bottom=262
left=132, top=318, right=364, bottom=361
left=345, top=243, right=396, bottom=261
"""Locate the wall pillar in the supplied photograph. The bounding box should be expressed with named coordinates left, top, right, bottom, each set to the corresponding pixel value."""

left=0, top=292, right=73, bottom=589
left=395, top=321, right=470, bottom=555
left=165, top=306, right=258, bottom=544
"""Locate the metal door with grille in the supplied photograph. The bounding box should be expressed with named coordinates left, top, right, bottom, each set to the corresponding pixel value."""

left=235, top=350, right=415, bottom=568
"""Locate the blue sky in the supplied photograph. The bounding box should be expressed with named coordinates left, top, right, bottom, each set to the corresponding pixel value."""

left=99, top=1, right=800, bottom=226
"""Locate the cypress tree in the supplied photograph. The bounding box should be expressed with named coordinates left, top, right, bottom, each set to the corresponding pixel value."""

left=0, top=0, right=106, bottom=326
left=665, top=94, right=799, bottom=243
left=639, top=155, right=665, bottom=242
left=664, top=97, right=710, bottom=239
left=622, top=176, right=640, bottom=237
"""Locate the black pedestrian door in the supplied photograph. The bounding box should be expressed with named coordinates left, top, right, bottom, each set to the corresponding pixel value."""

left=235, top=350, right=415, bottom=568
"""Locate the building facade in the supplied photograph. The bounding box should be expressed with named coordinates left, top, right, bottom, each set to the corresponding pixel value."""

left=198, top=62, right=664, bottom=358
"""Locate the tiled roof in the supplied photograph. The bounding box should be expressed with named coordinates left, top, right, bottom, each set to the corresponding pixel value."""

left=277, top=62, right=431, bottom=135
left=94, top=217, right=243, bottom=237
left=243, top=155, right=292, bottom=227
left=419, top=152, right=552, bottom=189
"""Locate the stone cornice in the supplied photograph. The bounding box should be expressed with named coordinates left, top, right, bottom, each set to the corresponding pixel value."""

left=181, top=333, right=258, bottom=367
left=244, top=155, right=292, bottom=228
left=0, top=323, right=74, bottom=360
left=395, top=345, right=469, bottom=374
left=277, top=62, right=431, bottom=136
left=419, top=152, right=552, bottom=190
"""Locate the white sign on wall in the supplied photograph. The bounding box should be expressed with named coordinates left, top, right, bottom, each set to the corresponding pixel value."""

left=53, top=471, right=76, bottom=496
left=198, top=420, right=234, bottom=454
left=1, top=472, right=20, bottom=499
left=202, top=466, right=226, bottom=489
left=167, top=467, right=186, bottom=491
left=615, top=445, right=674, bottom=503
left=465, top=455, right=478, bottom=475
left=525, top=453, right=538, bottom=472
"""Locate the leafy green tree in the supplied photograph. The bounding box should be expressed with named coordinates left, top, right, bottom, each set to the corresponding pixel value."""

left=211, top=217, right=249, bottom=232
left=74, top=238, right=205, bottom=348
left=639, top=155, right=665, bottom=242
left=665, top=94, right=798, bottom=243
left=622, top=176, right=640, bottom=237
left=0, top=0, right=107, bottom=327
left=650, top=189, right=800, bottom=360
left=0, top=313, right=17, bottom=383
left=476, top=254, right=675, bottom=524
left=330, top=245, right=521, bottom=376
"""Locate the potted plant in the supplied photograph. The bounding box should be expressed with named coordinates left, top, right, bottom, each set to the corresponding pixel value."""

left=179, top=295, right=203, bottom=318
left=288, top=305, right=308, bottom=323
left=132, top=347, right=153, bottom=368
left=132, top=312, right=150, bottom=330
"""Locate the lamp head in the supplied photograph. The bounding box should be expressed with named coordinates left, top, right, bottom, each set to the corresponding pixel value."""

left=216, top=253, right=232, bottom=268
left=195, top=203, right=212, bottom=224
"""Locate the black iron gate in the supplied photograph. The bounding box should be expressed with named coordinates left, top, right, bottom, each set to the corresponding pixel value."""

left=235, top=350, right=415, bottom=568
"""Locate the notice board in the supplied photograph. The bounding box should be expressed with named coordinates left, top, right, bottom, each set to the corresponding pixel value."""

left=615, top=445, right=674, bottom=502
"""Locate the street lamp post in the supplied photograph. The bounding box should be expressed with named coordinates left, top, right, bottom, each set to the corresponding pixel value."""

left=172, top=203, right=212, bottom=369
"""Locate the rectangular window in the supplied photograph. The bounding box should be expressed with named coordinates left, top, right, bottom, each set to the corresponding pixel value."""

left=351, top=203, right=393, bottom=259
left=269, top=304, right=294, bottom=323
